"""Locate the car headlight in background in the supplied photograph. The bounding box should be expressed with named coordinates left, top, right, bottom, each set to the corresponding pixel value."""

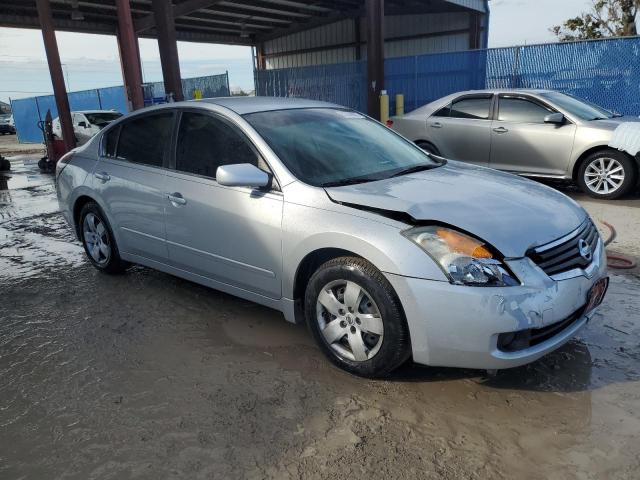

left=403, top=226, right=519, bottom=286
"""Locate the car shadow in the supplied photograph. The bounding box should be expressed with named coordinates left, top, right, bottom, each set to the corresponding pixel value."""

left=385, top=339, right=596, bottom=394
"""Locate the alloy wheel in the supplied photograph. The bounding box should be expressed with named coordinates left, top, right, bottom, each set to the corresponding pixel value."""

left=83, top=213, right=111, bottom=265
left=584, top=157, right=625, bottom=195
left=315, top=280, right=384, bottom=362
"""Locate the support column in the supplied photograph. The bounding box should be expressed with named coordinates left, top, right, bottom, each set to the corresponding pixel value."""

left=152, top=0, right=183, bottom=101
left=366, top=0, right=384, bottom=119
left=35, top=0, right=75, bottom=152
left=116, top=0, right=145, bottom=111
left=256, top=43, right=266, bottom=70
left=469, top=12, right=482, bottom=49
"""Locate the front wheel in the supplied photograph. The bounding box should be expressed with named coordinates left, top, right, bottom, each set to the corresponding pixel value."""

left=577, top=150, right=637, bottom=199
left=304, top=257, right=411, bottom=378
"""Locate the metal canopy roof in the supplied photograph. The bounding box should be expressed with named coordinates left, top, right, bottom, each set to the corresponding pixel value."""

left=0, top=0, right=484, bottom=46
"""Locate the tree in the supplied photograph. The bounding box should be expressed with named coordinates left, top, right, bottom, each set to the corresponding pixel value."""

left=551, top=0, right=639, bottom=41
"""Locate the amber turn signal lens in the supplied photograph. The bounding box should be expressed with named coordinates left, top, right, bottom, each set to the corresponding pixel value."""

left=436, top=229, right=493, bottom=259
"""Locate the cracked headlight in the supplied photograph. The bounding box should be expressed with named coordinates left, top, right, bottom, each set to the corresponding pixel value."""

left=403, top=226, right=519, bottom=286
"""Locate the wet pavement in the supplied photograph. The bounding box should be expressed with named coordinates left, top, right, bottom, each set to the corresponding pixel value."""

left=1, top=158, right=639, bottom=479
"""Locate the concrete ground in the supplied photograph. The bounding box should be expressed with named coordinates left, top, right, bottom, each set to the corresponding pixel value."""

left=1, top=156, right=639, bottom=479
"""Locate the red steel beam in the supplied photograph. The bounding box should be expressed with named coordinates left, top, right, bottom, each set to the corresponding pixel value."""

left=366, top=0, right=384, bottom=120
left=35, top=0, right=76, bottom=152
left=152, top=0, right=184, bottom=102
left=116, top=0, right=145, bottom=110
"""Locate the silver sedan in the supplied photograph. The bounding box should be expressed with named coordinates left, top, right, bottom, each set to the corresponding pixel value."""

left=389, top=89, right=640, bottom=199
left=56, top=97, right=608, bottom=377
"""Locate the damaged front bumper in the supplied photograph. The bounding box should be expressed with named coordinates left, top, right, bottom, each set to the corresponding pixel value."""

left=385, top=239, right=608, bottom=370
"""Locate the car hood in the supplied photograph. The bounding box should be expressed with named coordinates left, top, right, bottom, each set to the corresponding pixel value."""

left=590, top=116, right=640, bottom=130
left=325, top=161, right=587, bottom=257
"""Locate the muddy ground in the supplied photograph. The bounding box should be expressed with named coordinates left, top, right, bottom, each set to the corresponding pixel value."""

left=1, top=157, right=639, bottom=479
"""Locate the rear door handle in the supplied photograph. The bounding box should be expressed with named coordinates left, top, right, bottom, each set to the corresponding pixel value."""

left=493, top=127, right=509, bottom=134
left=430, top=122, right=443, bottom=129
left=167, top=192, right=187, bottom=206
left=94, top=172, right=110, bottom=182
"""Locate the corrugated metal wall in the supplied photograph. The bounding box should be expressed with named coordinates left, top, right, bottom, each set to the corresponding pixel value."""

left=264, top=19, right=358, bottom=69
left=262, top=10, right=487, bottom=70
left=382, top=13, right=472, bottom=58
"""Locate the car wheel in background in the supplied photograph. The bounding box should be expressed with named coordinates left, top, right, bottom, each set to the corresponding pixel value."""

left=416, top=141, right=440, bottom=156
left=305, top=256, right=411, bottom=378
left=577, top=149, right=637, bottom=200
left=79, top=202, right=128, bottom=274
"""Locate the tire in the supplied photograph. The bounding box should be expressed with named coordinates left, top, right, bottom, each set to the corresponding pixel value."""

left=416, top=141, right=440, bottom=156
left=79, top=202, right=128, bottom=274
left=577, top=149, right=638, bottom=200
left=304, top=256, right=411, bottom=378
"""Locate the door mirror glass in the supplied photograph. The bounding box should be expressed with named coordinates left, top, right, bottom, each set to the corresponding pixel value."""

left=544, top=113, right=565, bottom=124
left=78, top=121, right=88, bottom=128
left=216, top=163, right=271, bottom=189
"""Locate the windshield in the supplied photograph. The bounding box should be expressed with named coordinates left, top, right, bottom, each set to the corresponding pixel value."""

left=539, top=92, right=615, bottom=121
left=85, top=112, right=123, bottom=126
left=243, top=108, right=439, bottom=187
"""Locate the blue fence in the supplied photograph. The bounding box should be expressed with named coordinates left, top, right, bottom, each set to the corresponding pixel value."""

left=255, top=61, right=367, bottom=113
left=11, top=73, right=230, bottom=143
left=256, top=36, right=640, bottom=117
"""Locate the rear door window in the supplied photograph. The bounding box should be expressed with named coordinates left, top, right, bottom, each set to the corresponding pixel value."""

left=450, top=97, right=492, bottom=120
left=102, top=126, right=120, bottom=157
left=433, top=105, right=451, bottom=117
left=116, top=112, right=174, bottom=167
left=175, top=112, right=259, bottom=179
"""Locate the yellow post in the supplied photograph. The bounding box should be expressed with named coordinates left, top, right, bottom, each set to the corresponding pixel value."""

left=395, top=93, right=404, bottom=116
left=380, top=90, right=389, bottom=124
left=193, top=89, right=203, bottom=100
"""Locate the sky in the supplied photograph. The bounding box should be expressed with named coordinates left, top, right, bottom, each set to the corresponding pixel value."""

left=0, top=0, right=592, bottom=104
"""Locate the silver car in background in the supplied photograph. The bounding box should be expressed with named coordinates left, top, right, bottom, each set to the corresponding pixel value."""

left=56, top=97, right=608, bottom=377
left=389, top=89, right=640, bottom=199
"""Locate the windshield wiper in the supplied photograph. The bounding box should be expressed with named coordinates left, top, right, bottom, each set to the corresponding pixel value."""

left=321, top=177, right=379, bottom=187
left=390, top=163, right=440, bottom=178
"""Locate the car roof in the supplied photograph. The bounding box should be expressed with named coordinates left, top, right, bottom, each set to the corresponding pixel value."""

left=75, top=110, right=121, bottom=114
left=193, top=96, right=340, bottom=115
left=445, top=88, right=555, bottom=97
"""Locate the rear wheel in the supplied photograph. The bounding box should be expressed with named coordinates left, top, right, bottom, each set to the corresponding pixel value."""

left=79, top=202, right=128, bottom=274
left=577, top=150, right=637, bottom=199
left=305, top=256, right=411, bottom=378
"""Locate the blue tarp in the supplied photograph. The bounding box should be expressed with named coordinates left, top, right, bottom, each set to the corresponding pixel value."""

left=12, top=73, right=230, bottom=143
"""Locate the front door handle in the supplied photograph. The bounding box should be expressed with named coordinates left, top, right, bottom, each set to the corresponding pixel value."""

left=167, top=192, right=187, bottom=206
left=430, top=122, right=443, bottom=129
left=493, top=126, right=509, bottom=134
left=94, top=172, right=110, bottom=182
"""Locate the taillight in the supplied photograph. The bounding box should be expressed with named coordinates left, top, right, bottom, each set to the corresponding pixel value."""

left=386, top=119, right=394, bottom=127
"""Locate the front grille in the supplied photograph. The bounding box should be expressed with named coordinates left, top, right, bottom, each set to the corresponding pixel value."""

left=527, top=219, right=599, bottom=277
left=497, top=307, right=584, bottom=352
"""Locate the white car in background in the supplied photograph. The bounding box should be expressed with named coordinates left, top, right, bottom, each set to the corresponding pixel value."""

left=53, top=110, right=123, bottom=145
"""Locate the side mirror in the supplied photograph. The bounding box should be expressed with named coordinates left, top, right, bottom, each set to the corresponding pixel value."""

left=216, top=163, right=271, bottom=189
left=78, top=121, right=88, bottom=128
left=544, top=113, right=565, bottom=125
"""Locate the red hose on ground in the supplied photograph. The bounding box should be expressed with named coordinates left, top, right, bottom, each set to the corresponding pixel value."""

left=600, top=220, right=637, bottom=270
